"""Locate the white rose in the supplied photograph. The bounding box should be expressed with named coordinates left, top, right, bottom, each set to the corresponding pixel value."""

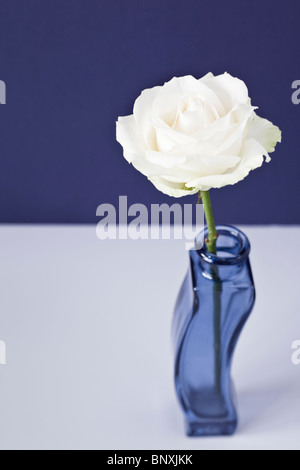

left=116, top=73, right=281, bottom=197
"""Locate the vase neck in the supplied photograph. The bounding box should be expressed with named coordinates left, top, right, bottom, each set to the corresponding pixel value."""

left=193, top=225, right=251, bottom=282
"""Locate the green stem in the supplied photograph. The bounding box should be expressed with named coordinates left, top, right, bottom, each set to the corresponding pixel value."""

left=199, top=190, right=221, bottom=394
left=200, top=191, right=218, bottom=254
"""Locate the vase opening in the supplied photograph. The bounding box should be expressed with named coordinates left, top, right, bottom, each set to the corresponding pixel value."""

left=196, top=225, right=251, bottom=266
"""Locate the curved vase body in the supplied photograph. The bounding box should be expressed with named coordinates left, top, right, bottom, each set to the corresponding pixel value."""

left=172, top=225, right=255, bottom=436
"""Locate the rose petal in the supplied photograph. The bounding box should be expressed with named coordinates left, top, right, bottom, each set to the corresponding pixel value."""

left=132, top=152, right=198, bottom=180
left=182, top=154, right=241, bottom=174
left=185, top=137, right=269, bottom=191
left=148, top=176, right=198, bottom=197
left=116, top=115, right=145, bottom=163
left=204, top=72, right=250, bottom=112
left=133, top=86, right=161, bottom=150
left=240, top=137, right=269, bottom=167
left=145, top=151, right=240, bottom=177
left=214, top=104, right=256, bottom=156
left=155, top=124, right=197, bottom=153
left=153, top=76, right=226, bottom=125
left=248, top=113, right=282, bottom=155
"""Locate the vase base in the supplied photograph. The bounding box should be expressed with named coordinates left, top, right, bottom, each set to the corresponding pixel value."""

left=186, top=421, right=237, bottom=437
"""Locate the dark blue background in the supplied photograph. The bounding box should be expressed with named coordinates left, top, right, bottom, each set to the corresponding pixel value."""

left=0, top=0, right=298, bottom=224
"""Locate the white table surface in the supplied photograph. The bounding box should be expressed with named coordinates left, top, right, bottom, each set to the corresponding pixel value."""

left=0, top=225, right=299, bottom=450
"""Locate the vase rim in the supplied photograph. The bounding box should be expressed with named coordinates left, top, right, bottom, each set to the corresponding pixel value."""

left=196, top=224, right=251, bottom=266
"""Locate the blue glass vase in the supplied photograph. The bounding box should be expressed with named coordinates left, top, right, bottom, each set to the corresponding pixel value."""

left=172, top=225, right=255, bottom=436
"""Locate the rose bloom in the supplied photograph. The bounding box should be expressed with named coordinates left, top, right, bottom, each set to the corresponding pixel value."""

left=116, top=73, right=281, bottom=197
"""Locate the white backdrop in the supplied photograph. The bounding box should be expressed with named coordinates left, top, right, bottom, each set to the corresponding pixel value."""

left=0, top=226, right=299, bottom=450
